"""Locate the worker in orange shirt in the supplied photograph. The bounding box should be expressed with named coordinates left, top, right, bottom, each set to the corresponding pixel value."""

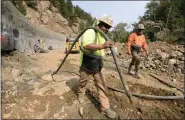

left=127, top=24, right=148, bottom=79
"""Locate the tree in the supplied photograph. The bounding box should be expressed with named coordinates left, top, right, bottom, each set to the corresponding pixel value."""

left=79, top=21, right=85, bottom=31
left=111, top=22, right=130, bottom=43
left=49, top=0, right=60, bottom=8
left=10, top=0, right=27, bottom=15
left=141, top=0, right=184, bottom=43
left=25, top=0, right=37, bottom=10
left=58, top=0, right=68, bottom=19
left=68, top=12, right=78, bottom=27
left=66, top=0, right=73, bottom=19
left=144, top=0, right=160, bottom=21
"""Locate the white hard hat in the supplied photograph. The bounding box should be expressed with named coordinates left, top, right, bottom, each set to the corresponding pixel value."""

left=136, top=24, right=145, bottom=30
left=98, top=14, right=113, bottom=27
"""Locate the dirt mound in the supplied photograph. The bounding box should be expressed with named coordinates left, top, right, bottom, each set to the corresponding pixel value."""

left=148, top=41, right=184, bottom=54
left=112, top=41, right=184, bottom=83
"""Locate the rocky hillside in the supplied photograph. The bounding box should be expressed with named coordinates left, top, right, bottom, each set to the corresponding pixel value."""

left=114, top=41, right=184, bottom=82
left=11, top=0, right=91, bottom=37
left=24, top=1, right=74, bottom=35
left=24, top=1, right=77, bottom=36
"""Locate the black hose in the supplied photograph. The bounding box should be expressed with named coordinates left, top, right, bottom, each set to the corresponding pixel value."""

left=107, top=85, right=184, bottom=100
left=51, top=27, right=134, bottom=103
left=51, top=26, right=184, bottom=100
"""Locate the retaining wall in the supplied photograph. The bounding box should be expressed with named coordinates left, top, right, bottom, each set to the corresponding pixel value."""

left=1, top=1, right=66, bottom=54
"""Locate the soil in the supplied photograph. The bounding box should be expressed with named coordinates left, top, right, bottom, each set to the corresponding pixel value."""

left=1, top=44, right=184, bottom=119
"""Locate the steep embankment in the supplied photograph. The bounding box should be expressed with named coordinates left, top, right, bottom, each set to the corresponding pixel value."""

left=23, top=1, right=76, bottom=35
left=1, top=1, right=66, bottom=54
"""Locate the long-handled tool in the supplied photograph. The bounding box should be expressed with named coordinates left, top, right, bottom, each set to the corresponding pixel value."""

left=41, top=27, right=134, bottom=104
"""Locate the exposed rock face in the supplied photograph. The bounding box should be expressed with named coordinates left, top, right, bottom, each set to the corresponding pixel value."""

left=24, top=1, right=75, bottom=35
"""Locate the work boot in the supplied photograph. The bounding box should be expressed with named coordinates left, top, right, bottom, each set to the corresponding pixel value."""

left=101, top=108, right=117, bottom=119
left=128, top=64, right=133, bottom=75
left=135, top=72, right=141, bottom=79
left=77, top=94, right=84, bottom=103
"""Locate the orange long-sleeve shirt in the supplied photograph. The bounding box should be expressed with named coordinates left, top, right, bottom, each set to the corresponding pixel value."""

left=127, top=33, right=148, bottom=53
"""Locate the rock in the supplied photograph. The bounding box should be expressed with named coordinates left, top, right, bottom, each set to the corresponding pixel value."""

left=140, top=63, right=145, bottom=69
left=40, top=1, right=50, bottom=10
left=156, top=49, right=169, bottom=60
left=50, top=5, right=58, bottom=12
left=3, top=113, right=11, bottom=118
left=171, top=78, right=177, bottom=82
left=161, top=68, right=166, bottom=72
left=171, top=90, right=184, bottom=96
left=180, top=57, right=184, bottom=61
left=149, top=63, right=156, bottom=69
left=176, top=51, right=183, bottom=56
left=79, top=107, right=83, bottom=117
left=64, top=86, right=70, bottom=92
left=170, top=51, right=177, bottom=58
left=11, top=68, right=22, bottom=77
left=59, top=96, right=64, bottom=100
left=41, top=12, right=49, bottom=24
left=55, top=13, right=68, bottom=25
left=169, top=59, right=176, bottom=65
left=147, top=55, right=155, bottom=61
left=145, top=63, right=150, bottom=68
left=156, top=72, right=160, bottom=75
left=170, top=51, right=183, bottom=59
left=9, top=103, right=16, bottom=108
left=177, top=68, right=182, bottom=73
left=163, top=65, right=168, bottom=69
left=5, top=94, right=9, bottom=98
left=154, top=60, right=160, bottom=65
left=171, top=74, right=175, bottom=78
left=111, top=74, right=116, bottom=78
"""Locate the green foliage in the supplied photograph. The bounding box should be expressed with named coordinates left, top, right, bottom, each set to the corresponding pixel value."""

left=11, top=0, right=94, bottom=32
left=85, top=13, right=94, bottom=28
left=141, top=0, right=184, bottom=44
left=73, top=5, right=83, bottom=19
left=68, top=13, right=78, bottom=27
left=49, top=0, right=60, bottom=8
left=49, top=0, right=94, bottom=28
left=25, top=0, right=37, bottom=10
left=58, top=0, right=68, bottom=19
left=10, top=0, right=27, bottom=15
left=66, top=0, right=73, bottom=18
left=111, top=22, right=130, bottom=43
left=79, top=22, right=85, bottom=31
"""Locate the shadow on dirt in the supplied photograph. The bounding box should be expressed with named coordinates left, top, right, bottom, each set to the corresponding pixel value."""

left=66, top=78, right=102, bottom=115
left=1, top=50, right=16, bottom=56
left=66, top=78, right=79, bottom=98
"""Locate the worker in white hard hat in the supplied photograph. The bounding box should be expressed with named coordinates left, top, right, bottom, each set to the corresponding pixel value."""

left=77, top=14, right=117, bottom=119
left=127, top=24, right=149, bottom=79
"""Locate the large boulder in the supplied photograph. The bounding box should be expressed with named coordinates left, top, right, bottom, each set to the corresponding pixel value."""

left=39, top=1, right=50, bottom=11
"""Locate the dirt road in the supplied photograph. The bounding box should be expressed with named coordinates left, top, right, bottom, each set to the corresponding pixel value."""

left=1, top=48, right=184, bottom=119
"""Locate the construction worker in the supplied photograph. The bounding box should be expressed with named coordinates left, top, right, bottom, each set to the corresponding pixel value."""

left=77, top=15, right=117, bottom=119
left=127, top=24, right=148, bottom=79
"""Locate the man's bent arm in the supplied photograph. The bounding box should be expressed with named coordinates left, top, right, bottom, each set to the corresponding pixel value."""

left=84, top=43, right=104, bottom=51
